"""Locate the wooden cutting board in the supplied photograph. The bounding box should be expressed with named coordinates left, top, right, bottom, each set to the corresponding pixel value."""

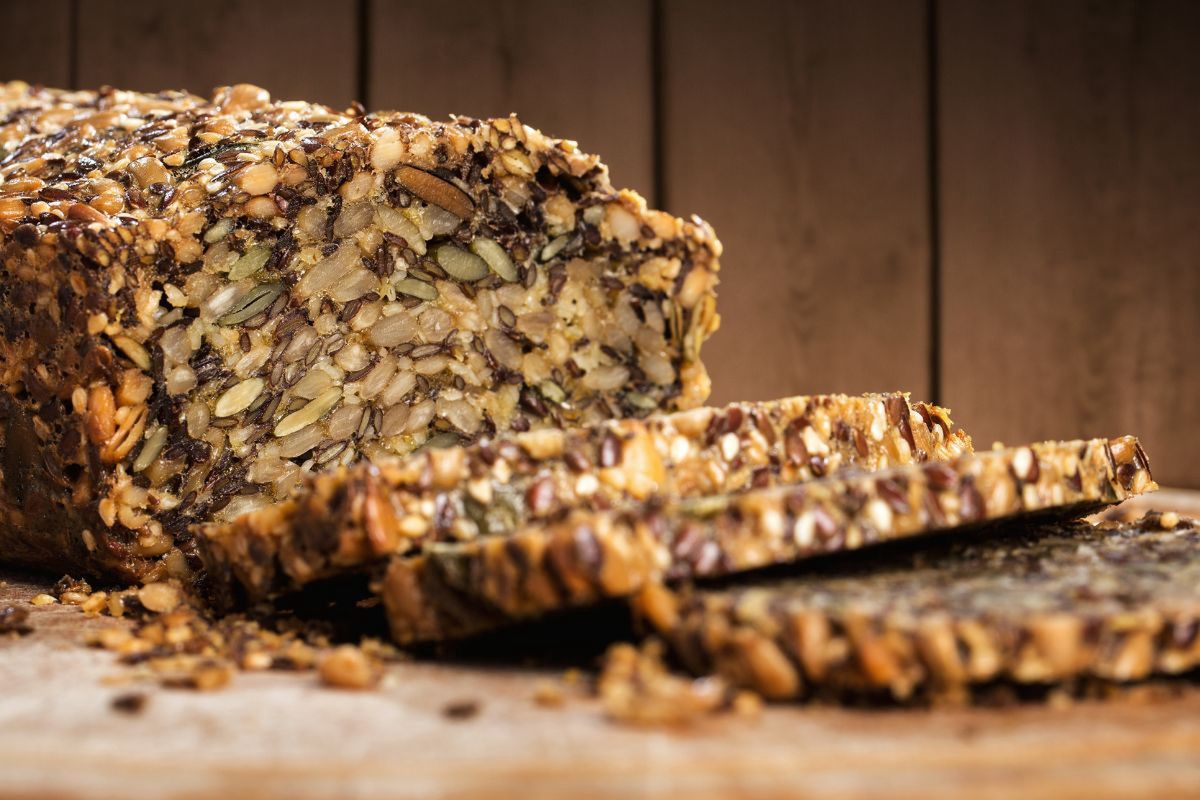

left=2, top=493, right=1199, bottom=800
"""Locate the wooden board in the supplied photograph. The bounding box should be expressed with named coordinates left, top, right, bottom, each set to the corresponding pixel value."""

left=661, top=0, right=932, bottom=406
left=369, top=0, right=655, bottom=195
left=74, top=0, right=358, bottom=108
left=0, top=0, right=72, bottom=88
left=2, top=492, right=1199, bottom=800
left=938, top=0, right=1200, bottom=489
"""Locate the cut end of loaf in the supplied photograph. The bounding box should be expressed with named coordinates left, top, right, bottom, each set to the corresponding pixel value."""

left=0, top=82, right=720, bottom=581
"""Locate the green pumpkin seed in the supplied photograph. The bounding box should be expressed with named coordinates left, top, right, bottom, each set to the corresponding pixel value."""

left=626, top=391, right=660, bottom=411
left=469, top=237, right=519, bottom=282
left=217, top=281, right=284, bottom=326
left=227, top=244, right=271, bottom=281
left=434, top=243, right=489, bottom=282
left=394, top=277, right=438, bottom=301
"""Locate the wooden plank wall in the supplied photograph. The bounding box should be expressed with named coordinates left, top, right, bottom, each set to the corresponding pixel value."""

left=0, top=0, right=1196, bottom=486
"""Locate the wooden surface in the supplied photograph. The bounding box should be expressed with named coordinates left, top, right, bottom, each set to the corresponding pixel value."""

left=2, top=492, right=1200, bottom=800
left=74, top=0, right=358, bottom=108
left=369, top=0, right=654, bottom=195
left=938, top=0, right=1200, bottom=488
left=662, top=0, right=932, bottom=405
left=0, top=0, right=1198, bottom=486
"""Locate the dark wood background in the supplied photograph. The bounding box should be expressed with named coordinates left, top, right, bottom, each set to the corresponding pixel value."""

left=2, top=0, right=1197, bottom=488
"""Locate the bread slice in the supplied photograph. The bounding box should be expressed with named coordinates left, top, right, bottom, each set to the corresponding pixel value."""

left=199, top=392, right=970, bottom=600
left=633, top=511, right=1196, bottom=702
left=379, top=436, right=1155, bottom=643
left=0, top=82, right=719, bottom=582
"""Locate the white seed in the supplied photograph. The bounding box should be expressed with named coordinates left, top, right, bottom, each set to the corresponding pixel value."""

left=274, top=387, right=341, bottom=437
left=375, top=205, right=425, bottom=254
left=330, top=268, right=379, bottom=303
left=165, top=364, right=197, bottom=396
left=402, top=399, right=436, bottom=434
left=278, top=423, right=325, bottom=458
left=380, top=404, right=410, bottom=437
left=298, top=244, right=357, bottom=298
left=113, top=335, right=151, bottom=370
left=215, top=378, right=265, bottom=417
left=370, top=126, right=404, bottom=172
left=327, top=404, right=365, bottom=440
left=238, top=162, right=278, bottom=196
left=132, top=426, right=168, bottom=473
left=291, top=368, right=333, bottom=400
left=369, top=311, right=417, bottom=348
left=379, top=370, right=416, bottom=406
left=203, top=218, right=235, bottom=244
left=333, top=201, right=373, bottom=238
left=580, top=365, right=629, bottom=392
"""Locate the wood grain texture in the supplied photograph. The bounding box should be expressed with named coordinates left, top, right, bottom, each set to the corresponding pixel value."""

left=74, top=0, right=357, bottom=108
left=939, top=0, right=1200, bottom=487
left=2, top=527, right=1200, bottom=800
left=661, top=0, right=931, bottom=406
left=0, top=0, right=71, bottom=88
left=368, top=0, right=655, bottom=198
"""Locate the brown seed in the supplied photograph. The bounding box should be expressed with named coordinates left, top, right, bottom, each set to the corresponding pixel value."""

left=598, top=432, right=621, bottom=468
left=394, top=166, right=473, bottom=219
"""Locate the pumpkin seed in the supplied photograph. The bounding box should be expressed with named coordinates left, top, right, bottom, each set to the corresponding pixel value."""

left=469, top=237, right=518, bottom=282
left=422, top=431, right=463, bottom=450
left=227, top=244, right=271, bottom=281
left=218, top=282, right=284, bottom=326
left=273, top=387, right=341, bottom=437
left=679, top=495, right=731, bottom=518
left=394, top=277, right=438, bottom=302
left=625, top=391, right=660, bottom=411
left=434, top=243, right=489, bottom=282
left=215, top=378, right=265, bottom=418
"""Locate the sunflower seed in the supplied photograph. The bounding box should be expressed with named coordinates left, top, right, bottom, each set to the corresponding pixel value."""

left=132, top=425, right=168, bottom=473
left=394, top=166, right=474, bottom=219
left=215, top=377, right=265, bottom=418
left=203, top=218, right=235, bottom=244
left=375, top=204, right=426, bottom=255
left=273, top=387, right=341, bottom=437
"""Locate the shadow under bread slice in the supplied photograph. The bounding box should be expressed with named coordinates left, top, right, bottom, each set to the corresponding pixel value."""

left=199, top=392, right=969, bottom=601
left=379, top=436, right=1156, bottom=644
left=633, top=511, right=1198, bottom=703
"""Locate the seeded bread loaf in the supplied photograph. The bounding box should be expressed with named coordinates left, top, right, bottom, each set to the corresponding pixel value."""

left=199, top=392, right=971, bottom=601
left=633, top=512, right=1196, bottom=702
left=0, top=82, right=720, bottom=582
left=379, top=436, right=1155, bottom=643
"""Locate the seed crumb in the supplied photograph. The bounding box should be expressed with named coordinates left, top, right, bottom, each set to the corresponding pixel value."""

left=0, top=605, right=32, bottom=636
left=442, top=699, right=481, bottom=720
left=318, top=645, right=381, bottom=690
left=30, top=594, right=57, bottom=606
left=533, top=680, right=565, bottom=708
left=111, top=692, right=148, bottom=715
